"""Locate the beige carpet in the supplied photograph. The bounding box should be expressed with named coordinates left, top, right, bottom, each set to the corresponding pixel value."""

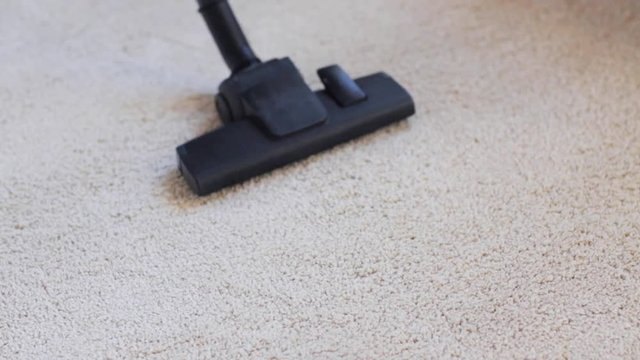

left=2, top=0, right=640, bottom=358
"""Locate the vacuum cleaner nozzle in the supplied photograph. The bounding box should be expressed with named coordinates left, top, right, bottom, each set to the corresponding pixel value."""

left=177, top=0, right=415, bottom=195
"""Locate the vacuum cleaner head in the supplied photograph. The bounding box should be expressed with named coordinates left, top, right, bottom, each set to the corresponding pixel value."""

left=177, top=0, right=415, bottom=195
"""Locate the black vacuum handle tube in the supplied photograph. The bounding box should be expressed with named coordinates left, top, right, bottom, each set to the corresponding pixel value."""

left=197, top=0, right=261, bottom=73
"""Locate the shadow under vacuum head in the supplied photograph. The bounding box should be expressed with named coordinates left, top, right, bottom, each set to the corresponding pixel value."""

left=177, top=0, right=415, bottom=196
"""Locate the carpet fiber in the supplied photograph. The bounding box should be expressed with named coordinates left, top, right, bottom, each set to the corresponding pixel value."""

left=2, top=0, right=640, bottom=358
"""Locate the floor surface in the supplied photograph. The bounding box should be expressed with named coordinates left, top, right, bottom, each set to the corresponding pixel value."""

left=2, top=0, right=640, bottom=358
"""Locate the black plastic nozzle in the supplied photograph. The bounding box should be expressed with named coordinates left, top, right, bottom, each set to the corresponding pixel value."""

left=177, top=0, right=416, bottom=195
left=198, top=0, right=260, bottom=73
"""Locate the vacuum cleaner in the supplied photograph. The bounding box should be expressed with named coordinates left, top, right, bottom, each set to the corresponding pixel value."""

left=177, top=0, right=416, bottom=195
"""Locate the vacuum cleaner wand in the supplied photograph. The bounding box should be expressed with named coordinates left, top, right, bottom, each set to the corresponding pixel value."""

left=197, top=0, right=260, bottom=73
left=177, top=0, right=416, bottom=195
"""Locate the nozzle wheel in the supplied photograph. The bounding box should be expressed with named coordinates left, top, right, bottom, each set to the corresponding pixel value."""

left=215, top=94, right=233, bottom=123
